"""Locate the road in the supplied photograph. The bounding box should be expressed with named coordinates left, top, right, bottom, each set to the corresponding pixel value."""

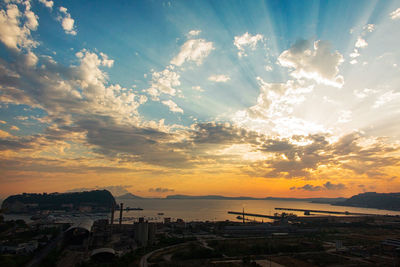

left=139, top=242, right=191, bottom=267
left=25, top=231, right=64, bottom=267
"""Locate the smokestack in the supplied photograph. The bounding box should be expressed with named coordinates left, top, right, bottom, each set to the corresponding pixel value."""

left=119, top=203, right=123, bottom=226
left=110, top=203, right=115, bottom=225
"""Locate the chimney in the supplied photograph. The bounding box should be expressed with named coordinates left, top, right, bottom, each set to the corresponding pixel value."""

left=110, top=203, right=115, bottom=225
left=119, top=203, right=123, bottom=226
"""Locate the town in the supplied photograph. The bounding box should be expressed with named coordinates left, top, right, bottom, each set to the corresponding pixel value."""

left=1, top=194, right=400, bottom=266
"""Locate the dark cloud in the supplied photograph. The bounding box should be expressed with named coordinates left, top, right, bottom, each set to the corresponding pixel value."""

left=297, top=184, right=323, bottom=191
left=323, top=181, right=346, bottom=190
left=0, top=41, right=399, bottom=180
left=66, top=185, right=132, bottom=197
left=149, top=187, right=174, bottom=193
left=294, top=181, right=346, bottom=191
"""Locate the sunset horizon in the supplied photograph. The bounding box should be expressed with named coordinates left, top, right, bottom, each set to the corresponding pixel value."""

left=1, top=0, right=400, bottom=200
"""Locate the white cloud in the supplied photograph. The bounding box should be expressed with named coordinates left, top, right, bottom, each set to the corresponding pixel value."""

left=187, top=30, right=201, bottom=37
left=355, top=37, right=368, bottom=48
left=0, top=3, right=38, bottom=50
left=25, top=50, right=38, bottom=66
left=39, top=0, right=54, bottom=9
left=232, top=78, right=322, bottom=137
left=277, top=40, right=344, bottom=88
left=192, top=86, right=204, bottom=92
left=373, top=90, right=400, bottom=108
left=234, top=32, right=264, bottom=57
left=58, top=7, right=76, bottom=35
left=170, top=38, right=214, bottom=66
left=350, top=59, right=358, bottom=65
left=363, top=24, right=375, bottom=33
left=265, top=65, right=273, bottom=72
left=146, top=67, right=180, bottom=98
left=99, top=52, right=114, bottom=67
left=24, top=9, right=38, bottom=30
left=354, top=88, right=378, bottom=99
left=162, top=100, right=183, bottom=113
left=338, top=110, right=352, bottom=123
left=349, top=50, right=360, bottom=58
left=208, top=74, right=230, bottom=83
left=390, top=8, right=400, bottom=20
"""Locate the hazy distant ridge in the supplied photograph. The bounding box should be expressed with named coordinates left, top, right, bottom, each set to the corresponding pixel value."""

left=333, top=192, right=400, bottom=211
left=165, top=194, right=347, bottom=203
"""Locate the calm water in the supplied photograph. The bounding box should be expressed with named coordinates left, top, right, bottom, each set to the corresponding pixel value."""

left=114, top=198, right=400, bottom=223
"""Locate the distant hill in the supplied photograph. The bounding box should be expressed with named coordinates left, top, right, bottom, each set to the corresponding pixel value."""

left=166, top=195, right=256, bottom=200
left=117, top=193, right=144, bottom=199
left=1, top=190, right=116, bottom=214
left=166, top=194, right=347, bottom=202
left=333, top=192, right=400, bottom=211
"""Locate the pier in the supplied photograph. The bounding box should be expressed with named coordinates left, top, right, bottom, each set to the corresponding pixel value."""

left=275, top=207, right=381, bottom=216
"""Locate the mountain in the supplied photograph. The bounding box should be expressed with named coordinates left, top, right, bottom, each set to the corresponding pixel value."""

left=117, top=193, right=144, bottom=199
left=333, top=192, right=400, bottom=211
left=1, top=190, right=116, bottom=213
left=166, top=195, right=347, bottom=202
left=166, top=195, right=256, bottom=200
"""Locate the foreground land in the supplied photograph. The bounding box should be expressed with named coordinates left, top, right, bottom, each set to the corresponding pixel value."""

left=1, top=211, right=400, bottom=267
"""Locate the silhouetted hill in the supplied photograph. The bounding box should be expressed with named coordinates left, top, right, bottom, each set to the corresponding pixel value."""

left=1, top=190, right=116, bottom=213
left=117, top=193, right=144, bottom=199
left=333, top=192, right=400, bottom=211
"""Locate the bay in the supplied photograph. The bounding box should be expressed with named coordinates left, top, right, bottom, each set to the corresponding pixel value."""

left=114, top=198, right=400, bottom=223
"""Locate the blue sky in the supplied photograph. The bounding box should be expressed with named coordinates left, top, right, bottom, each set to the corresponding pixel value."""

left=0, top=0, right=400, bottom=197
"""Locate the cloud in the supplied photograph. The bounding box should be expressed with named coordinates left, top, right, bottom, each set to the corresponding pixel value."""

left=0, top=120, right=6, bottom=124
left=162, top=99, right=184, bottom=113
left=277, top=39, right=344, bottom=87
left=58, top=7, right=76, bottom=35
left=390, top=8, right=400, bottom=20
left=192, top=86, right=204, bottom=92
left=149, top=187, right=174, bottom=193
left=146, top=67, right=180, bottom=98
left=323, top=181, right=346, bottom=190
left=337, top=110, right=352, bottom=123
left=187, top=30, right=201, bottom=37
left=66, top=185, right=132, bottom=196
left=170, top=38, right=214, bottom=66
left=234, top=32, right=264, bottom=57
left=38, top=0, right=54, bottom=9
left=208, top=74, right=230, bottom=82
left=353, top=88, right=378, bottom=99
left=0, top=3, right=38, bottom=50
left=363, top=24, right=375, bottom=33
left=24, top=9, right=38, bottom=31
left=297, top=184, right=323, bottom=191
left=295, top=181, right=346, bottom=191
left=373, top=90, right=400, bottom=108
left=0, top=129, right=11, bottom=138
left=355, top=37, right=368, bottom=48
left=10, top=125, right=19, bottom=131
left=232, top=77, right=318, bottom=137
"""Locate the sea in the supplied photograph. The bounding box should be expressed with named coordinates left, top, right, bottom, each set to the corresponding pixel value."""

left=112, top=198, right=400, bottom=223
left=3, top=198, right=400, bottom=224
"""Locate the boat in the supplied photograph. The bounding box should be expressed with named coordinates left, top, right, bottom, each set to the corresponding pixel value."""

left=157, top=212, right=164, bottom=215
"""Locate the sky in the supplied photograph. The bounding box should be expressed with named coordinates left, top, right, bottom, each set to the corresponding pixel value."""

left=0, top=0, right=400, bottom=198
